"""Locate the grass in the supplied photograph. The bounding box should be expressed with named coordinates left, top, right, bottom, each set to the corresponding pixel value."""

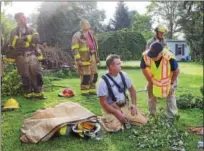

left=1, top=62, right=203, bottom=151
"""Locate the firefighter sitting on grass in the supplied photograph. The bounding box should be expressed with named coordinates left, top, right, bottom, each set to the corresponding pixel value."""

left=97, top=54, right=148, bottom=132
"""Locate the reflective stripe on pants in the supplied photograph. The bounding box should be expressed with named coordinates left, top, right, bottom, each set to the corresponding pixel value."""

left=16, top=52, right=43, bottom=94
left=77, top=54, right=98, bottom=94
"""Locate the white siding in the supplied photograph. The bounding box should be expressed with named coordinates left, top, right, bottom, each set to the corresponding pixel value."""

left=166, top=41, right=191, bottom=61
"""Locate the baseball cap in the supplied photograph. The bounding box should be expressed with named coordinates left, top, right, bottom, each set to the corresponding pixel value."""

left=147, top=42, right=163, bottom=58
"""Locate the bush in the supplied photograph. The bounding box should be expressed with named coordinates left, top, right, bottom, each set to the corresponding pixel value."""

left=1, top=62, right=63, bottom=96
left=96, top=31, right=146, bottom=60
left=43, top=68, right=78, bottom=78
left=177, top=94, right=203, bottom=109
left=2, top=63, right=23, bottom=96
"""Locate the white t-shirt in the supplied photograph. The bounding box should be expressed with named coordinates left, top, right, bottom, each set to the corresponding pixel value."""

left=97, top=71, right=132, bottom=104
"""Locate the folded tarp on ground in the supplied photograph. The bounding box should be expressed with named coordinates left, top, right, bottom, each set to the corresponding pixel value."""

left=20, top=102, right=96, bottom=143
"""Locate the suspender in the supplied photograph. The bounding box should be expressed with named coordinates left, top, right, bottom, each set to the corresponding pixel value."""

left=102, top=72, right=129, bottom=102
left=119, top=72, right=127, bottom=90
left=102, top=75, right=117, bottom=102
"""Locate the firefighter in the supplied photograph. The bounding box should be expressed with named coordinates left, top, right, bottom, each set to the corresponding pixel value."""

left=140, top=42, right=180, bottom=123
left=146, top=25, right=167, bottom=49
left=8, top=12, right=46, bottom=99
left=97, top=54, right=147, bottom=132
left=72, top=19, right=100, bottom=96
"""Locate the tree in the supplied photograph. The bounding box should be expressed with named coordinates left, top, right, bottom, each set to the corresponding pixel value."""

left=132, top=13, right=153, bottom=40
left=27, top=11, right=39, bottom=29
left=1, top=1, right=14, bottom=41
left=1, top=13, right=15, bottom=42
left=97, top=31, right=146, bottom=60
left=128, top=10, right=138, bottom=27
left=178, top=1, right=203, bottom=63
left=147, top=1, right=182, bottom=39
left=1, top=1, right=12, bottom=13
left=111, top=1, right=131, bottom=30
left=37, top=2, right=105, bottom=49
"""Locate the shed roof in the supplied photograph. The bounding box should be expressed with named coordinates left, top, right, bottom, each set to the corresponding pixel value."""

left=166, top=39, right=186, bottom=42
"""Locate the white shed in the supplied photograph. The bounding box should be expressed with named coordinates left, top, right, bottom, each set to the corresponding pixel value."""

left=166, top=40, right=191, bottom=61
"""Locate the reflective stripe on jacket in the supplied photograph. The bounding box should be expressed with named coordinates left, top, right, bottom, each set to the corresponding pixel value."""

left=71, top=30, right=98, bottom=64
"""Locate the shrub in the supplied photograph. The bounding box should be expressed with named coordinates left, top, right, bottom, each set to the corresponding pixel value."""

left=97, top=31, right=146, bottom=60
left=2, top=63, right=23, bottom=96
left=1, top=62, right=62, bottom=96
left=43, top=68, right=78, bottom=78
left=177, top=94, right=203, bottom=109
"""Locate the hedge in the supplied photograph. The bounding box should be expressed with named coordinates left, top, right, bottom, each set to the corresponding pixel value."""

left=96, top=31, right=146, bottom=60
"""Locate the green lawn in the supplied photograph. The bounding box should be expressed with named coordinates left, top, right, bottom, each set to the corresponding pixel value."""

left=1, top=62, right=203, bottom=151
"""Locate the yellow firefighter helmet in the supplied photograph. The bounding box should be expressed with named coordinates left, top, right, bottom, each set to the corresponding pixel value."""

left=155, top=25, right=167, bottom=33
left=2, top=98, right=20, bottom=111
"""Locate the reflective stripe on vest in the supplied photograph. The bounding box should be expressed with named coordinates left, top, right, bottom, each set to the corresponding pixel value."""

left=143, top=49, right=173, bottom=98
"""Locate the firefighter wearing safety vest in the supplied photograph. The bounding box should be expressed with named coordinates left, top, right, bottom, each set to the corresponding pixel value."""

left=140, top=42, right=180, bottom=121
left=146, top=25, right=167, bottom=49
left=8, top=12, right=46, bottom=99
left=72, top=19, right=100, bottom=96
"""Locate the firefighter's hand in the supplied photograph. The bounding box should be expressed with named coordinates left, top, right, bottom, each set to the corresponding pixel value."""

left=129, top=104, right=137, bottom=116
left=114, top=110, right=126, bottom=124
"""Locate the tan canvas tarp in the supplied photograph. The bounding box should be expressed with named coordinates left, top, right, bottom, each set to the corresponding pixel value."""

left=20, top=102, right=96, bottom=143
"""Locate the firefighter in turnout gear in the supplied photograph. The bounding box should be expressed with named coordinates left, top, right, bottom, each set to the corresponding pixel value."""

left=146, top=25, right=167, bottom=49
left=8, top=12, right=46, bottom=99
left=72, top=19, right=99, bottom=96
left=140, top=42, right=180, bottom=121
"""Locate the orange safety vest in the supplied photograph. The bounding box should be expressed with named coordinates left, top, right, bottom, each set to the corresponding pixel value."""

left=143, top=48, right=175, bottom=98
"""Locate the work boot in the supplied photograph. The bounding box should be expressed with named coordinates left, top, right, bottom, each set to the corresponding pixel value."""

left=33, top=92, right=47, bottom=100
left=24, top=93, right=33, bottom=100
left=89, top=88, right=96, bottom=95
left=89, top=92, right=96, bottom=95
left=81, top=90, right=90, bottom=96
left=81, top=93, right=90, bottom=96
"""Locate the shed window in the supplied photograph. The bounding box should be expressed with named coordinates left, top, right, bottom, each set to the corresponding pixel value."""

left=175, top=44, right=185, bottom=55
